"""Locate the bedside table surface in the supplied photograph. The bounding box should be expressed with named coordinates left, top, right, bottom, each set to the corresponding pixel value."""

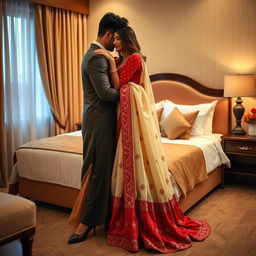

left=222, top=134, right=256, bottom=142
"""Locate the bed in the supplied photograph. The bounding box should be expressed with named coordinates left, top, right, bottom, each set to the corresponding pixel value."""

left=10, top=73, right=230, bottom=212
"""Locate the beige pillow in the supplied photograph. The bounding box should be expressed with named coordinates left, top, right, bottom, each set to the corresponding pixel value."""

left=160, top=107, right=191, bottom=139
left=179, top=111, right=199, bottom=139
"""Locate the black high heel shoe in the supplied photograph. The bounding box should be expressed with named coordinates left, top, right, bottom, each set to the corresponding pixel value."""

left=68, top=225, right=96, bottom=244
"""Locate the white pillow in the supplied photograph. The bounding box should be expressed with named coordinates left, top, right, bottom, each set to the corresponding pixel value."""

left=203, top=101, right=218, bottom=134
left=155, top=100, right=165, bottom=111
left=162, top=100, right=218, bottom=135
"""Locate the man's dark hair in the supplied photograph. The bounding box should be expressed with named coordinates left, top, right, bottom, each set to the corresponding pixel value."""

left=97, top=12, right=128, bottom=37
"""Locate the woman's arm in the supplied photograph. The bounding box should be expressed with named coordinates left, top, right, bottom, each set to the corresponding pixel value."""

left=94, top=49, right=120, bottom=89
left=87, top=56, right=119, bottom=102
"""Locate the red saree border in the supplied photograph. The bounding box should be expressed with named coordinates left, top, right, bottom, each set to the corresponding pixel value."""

left=108, top=235, right=139, bottom=252
left=120, top=84, right=135, bottom=208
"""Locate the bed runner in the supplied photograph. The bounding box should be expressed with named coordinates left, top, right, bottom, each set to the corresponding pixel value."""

left=18, top=135, right=83, bottom=154
left=162, top=143, right=207, bottom=197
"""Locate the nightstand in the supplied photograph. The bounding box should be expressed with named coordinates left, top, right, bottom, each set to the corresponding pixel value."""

left=222, top=134, right=256, bottom=185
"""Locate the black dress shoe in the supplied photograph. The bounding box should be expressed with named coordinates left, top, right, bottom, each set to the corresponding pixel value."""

left=68, top=225, right=96, bottom=244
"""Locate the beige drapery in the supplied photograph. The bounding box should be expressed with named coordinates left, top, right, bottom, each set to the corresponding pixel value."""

left=34, top=5, right=87, bottom=134
left=0, top=1, right=8, bottom=188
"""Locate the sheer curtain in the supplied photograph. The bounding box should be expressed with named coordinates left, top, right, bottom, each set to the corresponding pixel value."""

left=2, top=0, right=52, bottom=177
left=0, top=0, right=8, bottom=187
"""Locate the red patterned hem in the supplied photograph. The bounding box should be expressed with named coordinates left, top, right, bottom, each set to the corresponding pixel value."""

left=108, top=196, right=211, bottom=253
left=143, top=238, right=192, bottom=253
left=189, top=219, right=211, bottom=241
left=108, top=235, right=192, bottom=253
left=108, top=235, right=139, bottom=252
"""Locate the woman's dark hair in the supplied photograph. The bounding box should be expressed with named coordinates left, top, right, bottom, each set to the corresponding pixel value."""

left=98, top=12, right=128, bottom=37
left=116, top=26, right=146, bottom=62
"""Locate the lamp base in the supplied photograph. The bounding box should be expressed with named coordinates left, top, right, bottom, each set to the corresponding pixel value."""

left=231, top=127, right=246, bottom=136
left=231, top=97, right=246, bottom=136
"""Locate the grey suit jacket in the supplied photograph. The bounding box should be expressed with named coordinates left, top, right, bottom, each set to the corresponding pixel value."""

left=80, top=44, right=119, bottom=225
left=81, top=43, right=119, bottom=133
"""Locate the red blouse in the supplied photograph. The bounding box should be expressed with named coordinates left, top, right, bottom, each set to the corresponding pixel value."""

left=118, top=54, right=142, bottom=86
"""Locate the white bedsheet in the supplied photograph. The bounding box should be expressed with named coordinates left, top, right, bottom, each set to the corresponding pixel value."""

left=10, top=131, right=230, bottom=191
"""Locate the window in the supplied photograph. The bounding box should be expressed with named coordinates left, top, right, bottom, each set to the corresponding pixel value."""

left=2, top=0, right=52, bottom=145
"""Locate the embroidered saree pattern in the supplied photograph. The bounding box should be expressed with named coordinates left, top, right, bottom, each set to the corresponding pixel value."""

left=107, top=54, right=211, bottom=253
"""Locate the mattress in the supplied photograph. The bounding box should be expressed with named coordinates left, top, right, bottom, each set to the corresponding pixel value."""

left=11, top=131, right=229, bottom=192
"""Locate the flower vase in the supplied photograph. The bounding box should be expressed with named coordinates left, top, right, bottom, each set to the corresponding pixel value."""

left=248, top=124, right=256, bottom=136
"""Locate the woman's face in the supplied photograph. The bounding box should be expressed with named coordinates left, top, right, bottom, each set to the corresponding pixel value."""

left=113, top=32, right=123, bottom=52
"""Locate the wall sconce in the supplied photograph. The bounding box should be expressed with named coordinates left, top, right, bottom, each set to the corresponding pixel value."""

left=224, top=74, right=256, bottom=135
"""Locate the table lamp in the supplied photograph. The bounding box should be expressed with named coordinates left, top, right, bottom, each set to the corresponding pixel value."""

left=224, top=74, right=256, bottom=135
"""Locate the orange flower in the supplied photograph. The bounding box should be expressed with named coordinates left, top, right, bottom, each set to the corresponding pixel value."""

left=244, top=108, right=256, bottom=124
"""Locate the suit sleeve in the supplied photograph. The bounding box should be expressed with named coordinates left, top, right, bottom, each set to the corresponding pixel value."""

left=87, top=55, right=119, bottom=102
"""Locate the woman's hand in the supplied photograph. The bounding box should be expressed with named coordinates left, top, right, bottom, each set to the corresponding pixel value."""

left=94, top=49, right=119, bottom=89
left=94, top=49, right=119, bottom=88
left=94, top=49, right=114, bottom=62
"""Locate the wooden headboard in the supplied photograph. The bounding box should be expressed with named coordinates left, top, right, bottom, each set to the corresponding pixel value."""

left=150, top=73, right=230, bottom=135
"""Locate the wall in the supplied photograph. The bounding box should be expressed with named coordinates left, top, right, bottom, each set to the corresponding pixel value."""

left=88, top=0, right=256, bottom=130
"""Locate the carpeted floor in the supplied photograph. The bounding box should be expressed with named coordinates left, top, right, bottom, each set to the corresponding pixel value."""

left=1, top=184, right=256, bottom=256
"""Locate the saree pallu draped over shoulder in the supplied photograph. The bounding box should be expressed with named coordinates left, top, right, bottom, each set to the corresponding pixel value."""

left=107, top=58, right=211, bottom=253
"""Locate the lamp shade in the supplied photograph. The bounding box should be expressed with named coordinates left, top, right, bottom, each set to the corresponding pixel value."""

left=224, top=74, right=256, bottom=97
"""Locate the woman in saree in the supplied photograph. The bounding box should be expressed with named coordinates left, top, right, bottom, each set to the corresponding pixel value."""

left=96, top=26, right=211, bottom=253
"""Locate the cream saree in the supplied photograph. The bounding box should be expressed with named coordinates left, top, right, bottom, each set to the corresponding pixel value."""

left=107, top=57, right=210, bottom=253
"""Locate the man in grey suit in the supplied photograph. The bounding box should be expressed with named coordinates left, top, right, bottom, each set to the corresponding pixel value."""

left=68, top=13, right=128, bottom=244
